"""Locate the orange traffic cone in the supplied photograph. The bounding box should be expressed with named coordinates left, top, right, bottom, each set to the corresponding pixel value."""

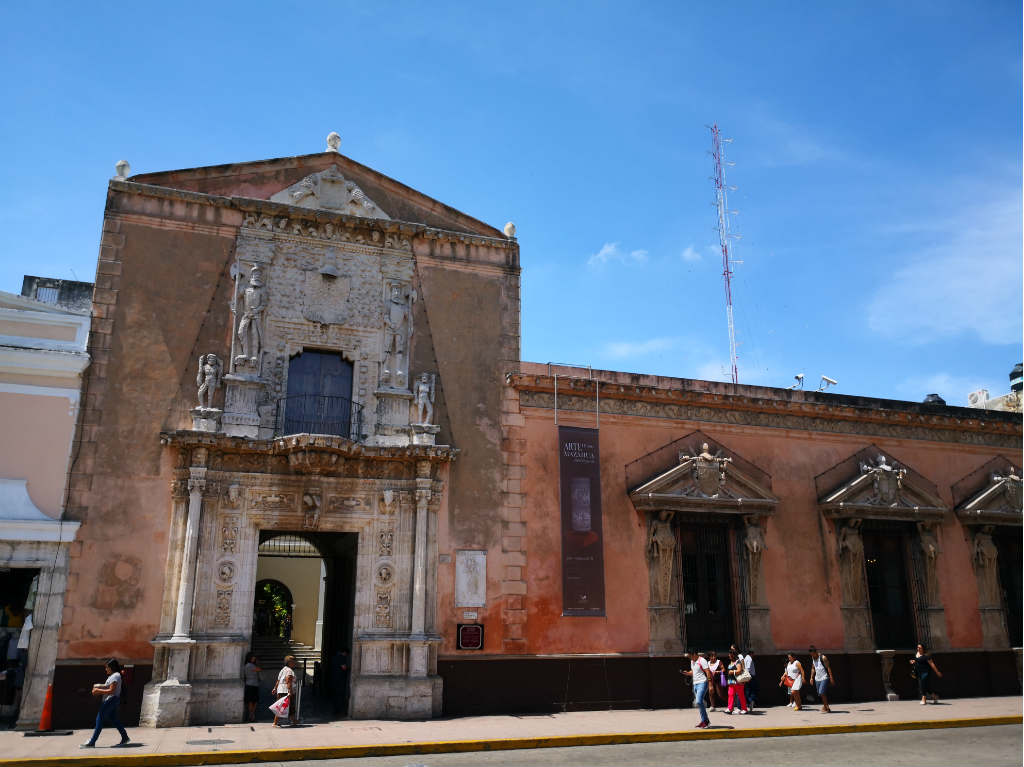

left=37, top=683, right=53, bottom=732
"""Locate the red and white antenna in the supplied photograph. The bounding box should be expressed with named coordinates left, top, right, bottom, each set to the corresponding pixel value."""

left=709, top=123, right=740, bottom=384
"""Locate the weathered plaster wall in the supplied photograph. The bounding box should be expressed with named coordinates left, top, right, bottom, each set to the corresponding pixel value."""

left=0, top=392, right=75, bottom=517
left=60, top=190, right=240, bottom=661
left=511, top=375, right=1016, bottom=655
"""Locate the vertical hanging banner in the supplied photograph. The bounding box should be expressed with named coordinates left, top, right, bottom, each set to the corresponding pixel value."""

left=559, top=426, right=605, bottom=616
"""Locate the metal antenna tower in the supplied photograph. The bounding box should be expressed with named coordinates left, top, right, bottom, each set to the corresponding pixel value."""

left=709, top=123, right=740, bottom=384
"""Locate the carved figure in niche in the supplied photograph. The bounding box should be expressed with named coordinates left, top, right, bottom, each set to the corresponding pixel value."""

left=973, top=527, right=1000, bottom=605
left=837, top=521, right=866, bottom=606
left=993, top=468, right=1022, bottom=511
left=859, top=454, right=906, bottom=506
left=235, top=265, right=266, bottom=368
left=196, top=354, right=223, bottom=409
left=681, top=442, right=732, bottom=497
left=917, top=522, right=942, bottom=605
left=226, top=484, right=242, bottom=507
left=413, top=373, right=436, bottom=425
left=381, top=283, right=414, bottom=388
left=302, top=492, right=322, bottom=530
left=743, top=517, right=767, bottom=605
left=647, top=511, right=676, bottom=605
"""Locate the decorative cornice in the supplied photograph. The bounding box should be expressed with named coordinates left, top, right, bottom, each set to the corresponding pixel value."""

left=109, top=180, right=519, bottom=254
left=511, top=378, right=1020, bottom=449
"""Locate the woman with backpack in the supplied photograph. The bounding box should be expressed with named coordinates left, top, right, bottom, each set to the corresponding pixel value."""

left=808, top=646, right=835, bottom=713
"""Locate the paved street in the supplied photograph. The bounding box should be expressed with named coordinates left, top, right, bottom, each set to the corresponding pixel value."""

left=266, top=725, right=1022, bottom=767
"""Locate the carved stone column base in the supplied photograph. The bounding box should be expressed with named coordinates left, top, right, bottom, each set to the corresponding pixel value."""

left=350, top=675, right=442, bottom=719
left=876, top=649, right=898, bottom=701
left=648, top=605, right=684, bottom=656
left=979, top=607, right=1010, bottom=649
left=746, top=606, right=775, bottom=653
left=411, top=424, right=441, bottom=446
left=371, top=389, right=413, bottom=446
left=191, top=407, right=222, bottom=433
left=841, top=606, right=874, bottom=652
left=140, top=680, right=193, bottom=727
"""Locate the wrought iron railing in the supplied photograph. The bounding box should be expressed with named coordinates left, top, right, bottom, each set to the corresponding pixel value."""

left=274, top=395, right=363, bottom=441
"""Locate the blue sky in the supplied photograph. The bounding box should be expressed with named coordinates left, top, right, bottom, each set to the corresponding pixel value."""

left=1, top=1, right=1020, bottom=405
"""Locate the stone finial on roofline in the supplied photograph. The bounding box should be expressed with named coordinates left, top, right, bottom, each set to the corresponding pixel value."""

left=503, top=221, right=516, bottom=238
left=326, top=132, right=341, bottom=153
left=113, top=160, right=130, bottom=180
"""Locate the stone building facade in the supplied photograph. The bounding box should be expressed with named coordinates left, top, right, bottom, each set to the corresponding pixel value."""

left=50, top=141, right=1021, bottom=727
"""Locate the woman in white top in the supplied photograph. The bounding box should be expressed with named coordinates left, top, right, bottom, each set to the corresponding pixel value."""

left=706, top=650, right=724, bottom=712
left=81, top=658, right=130, bottom=748
left=273, top=655, right=297, bottom=727
left=780, top=652, right=806, bottom=711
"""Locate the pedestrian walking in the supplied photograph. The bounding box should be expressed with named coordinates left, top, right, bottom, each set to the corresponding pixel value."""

left=680, top=649, right=711, bottom=728
left=911, top=643, right=943, bottom=704
left=780, top=652, right=806, bottom=711
left=243, top=653, right=262, bottom=722
left=742, top=648, right=758, bottom=710
left=706, top=650, right=724, bottom=712
left=81, top=659, right=130, bottom=748
left=725, top=649, right=749, bottom=714
left=808, top=646, right=835, bottom=713
left=273, top=655, right=297, bottom=727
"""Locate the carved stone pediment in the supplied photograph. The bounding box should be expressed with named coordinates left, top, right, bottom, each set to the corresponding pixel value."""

left=269, top=166, right=390, bottom=219
left=818, top=449, right=947, bottom=521
left=955, top=463, right=1022, bottom=527
left=630, top=441, right=777, bottom=515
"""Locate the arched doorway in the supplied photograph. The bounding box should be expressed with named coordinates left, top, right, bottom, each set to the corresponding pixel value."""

left=253, top=579, right=294, bottom=639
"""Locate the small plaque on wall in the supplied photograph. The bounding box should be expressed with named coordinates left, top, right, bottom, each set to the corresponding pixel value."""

left=457, top=623, right=484, bottom=650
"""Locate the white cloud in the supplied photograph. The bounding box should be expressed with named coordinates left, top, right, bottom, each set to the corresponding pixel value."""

left=681, top=245, right=702, bottom=262
left=695, top=359, right=731, bottom=381
left=604, top=337, right=676, bottom=359
left=588, top=242, right=648, bottom=267
left=866, top=195, right=1022, bottom=345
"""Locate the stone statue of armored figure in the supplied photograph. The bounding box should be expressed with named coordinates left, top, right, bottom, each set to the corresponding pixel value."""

left=234, top=265, right=266, bottom=370
left=381, top=283, right=414, bottom=389
left=413, top=373, right=436, bottom=425
left=196, top=354, right=223, bottom=409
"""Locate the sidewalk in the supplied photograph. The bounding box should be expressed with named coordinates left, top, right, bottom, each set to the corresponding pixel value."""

left=7, top=696, right=1021, bottom=767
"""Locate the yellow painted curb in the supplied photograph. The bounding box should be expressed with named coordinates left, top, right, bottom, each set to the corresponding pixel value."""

left=8, top=715, right=1021, bottom=767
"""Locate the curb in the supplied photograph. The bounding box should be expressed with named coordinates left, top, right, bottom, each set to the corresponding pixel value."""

left=8, top=715, right=1021, bottom=767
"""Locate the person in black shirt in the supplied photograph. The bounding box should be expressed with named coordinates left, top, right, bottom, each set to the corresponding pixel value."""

left=911, top=643, right=943, bottom=704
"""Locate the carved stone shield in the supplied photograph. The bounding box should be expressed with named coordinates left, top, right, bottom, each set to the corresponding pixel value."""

left=693, top=457, right=722, bottom=497
left=875, top=470, right=899, bottom=505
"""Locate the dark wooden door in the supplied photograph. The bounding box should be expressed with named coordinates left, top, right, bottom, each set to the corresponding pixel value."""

left=995, top=529, right=1023, bottom=646
left=283, top=350, right=354, bottom=437
left=679, top=525, right=734, bottom=649
left=863, top=528, right=916, bottom=649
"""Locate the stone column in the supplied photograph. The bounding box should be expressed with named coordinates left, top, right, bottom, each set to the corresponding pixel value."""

left=837, top=520, right=874, bottom=652
left=172, top=470, right=206, bottom=639
left=970, top=526, right=1009, bottom=649
left=915, top=521, right=950, bottom=650
left=409, top=462, right=432, bottom=677
left=742, top=515, right=774, bottom=652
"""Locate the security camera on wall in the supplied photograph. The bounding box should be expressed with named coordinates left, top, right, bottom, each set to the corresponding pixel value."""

left=818, top=375, right=838, bottom=391
left=788, top=373, right=805, bottom=390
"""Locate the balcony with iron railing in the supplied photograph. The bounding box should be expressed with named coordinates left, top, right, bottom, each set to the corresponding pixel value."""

left=274, top=394, right=363, bottom=441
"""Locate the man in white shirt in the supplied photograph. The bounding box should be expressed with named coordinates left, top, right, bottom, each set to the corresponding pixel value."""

left=680, top=650, right=711, bottom=728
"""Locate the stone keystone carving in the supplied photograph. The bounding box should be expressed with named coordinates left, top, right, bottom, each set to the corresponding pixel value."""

left=234, top=265, right=266, bottom=370
left=859, top=454, right=907, bottom=506
left=196, top=354, right=223, bottom=409
left=302, top=490, right=322, bottom=530
left=413, top=373, right=436, bottom=425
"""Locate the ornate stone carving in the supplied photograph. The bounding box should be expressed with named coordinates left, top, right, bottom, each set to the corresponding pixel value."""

left=233, top=265, right=266, bottom=371
left=378, top=529, right=394, bottom=557
left=916, top=521, right=942, bottom=606
left=287, top=449, right=342, bottom=474
left=679, top=442, right=732, bottom=498
left=220, top=516, right=240, bottom=555
left=380, top=490, right=397, bottom=515
left=196, top=354, right=223, bottom=409
left=743, top=516, right=767, bottom=605
left=972, top=527, right=1000, bottom=606
left=647, top=511, right=675, bottom=605
left=994, top=468, right=1022, bottom=511
left=376, top=564, right=394, bottom=587
left=225, top=484, right=242, bottom=507
left=382, top=282, right=414, bottom=389
left=214, top=589, right=232, bottom=627
left=302, top=490, right=322, bottom=529
left=374, top=590, right=392, bottom=628
left=859, top=454, right=907, bottom=506
left=188, top=477, right=207, bottom=495
left=217, top=561, right=235, bottom=583
left=252, top=492, right=295, bottom=511
left=837, top=520, right=867, bottom=606
left=413, top=373, right=436, bottom=425
left=269, top=166, right=390, bottom=219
